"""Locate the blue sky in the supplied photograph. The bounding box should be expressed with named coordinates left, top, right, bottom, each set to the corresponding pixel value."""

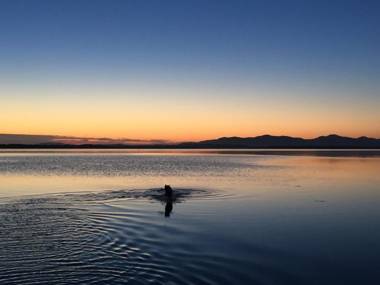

left=0, top=0, right=379, bottom=140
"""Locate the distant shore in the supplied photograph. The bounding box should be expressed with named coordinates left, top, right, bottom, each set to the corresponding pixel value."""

left=1, top=134, right=380, bottom=149
left=1, top=145, right=380, bottom=150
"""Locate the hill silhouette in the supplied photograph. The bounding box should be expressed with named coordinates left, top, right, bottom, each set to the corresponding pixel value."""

left=177, top=134, right=380, bottom=149
left=0, top=134, right=379, bottom=149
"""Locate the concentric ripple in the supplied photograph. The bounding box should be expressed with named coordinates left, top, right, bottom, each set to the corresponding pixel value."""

left=0, top=189, right=300, bottom=285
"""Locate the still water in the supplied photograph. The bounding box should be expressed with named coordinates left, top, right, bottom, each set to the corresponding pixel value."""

left=0, top=149, right=379, bottom=284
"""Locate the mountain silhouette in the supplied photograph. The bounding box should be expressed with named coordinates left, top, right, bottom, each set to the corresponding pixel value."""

left=178, top=134, right=380, bottom=149
left=0, top=134, right=379, bottom=149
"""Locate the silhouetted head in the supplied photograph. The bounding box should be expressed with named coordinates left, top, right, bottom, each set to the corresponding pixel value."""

left=164, top=184, right=173, bottom=197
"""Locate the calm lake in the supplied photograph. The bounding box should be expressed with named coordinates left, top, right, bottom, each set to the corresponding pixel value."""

left=0, top=149, right=379, bottom=284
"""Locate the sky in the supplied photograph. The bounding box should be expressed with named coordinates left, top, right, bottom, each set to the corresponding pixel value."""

left=0, top=0, right=379, bottom=142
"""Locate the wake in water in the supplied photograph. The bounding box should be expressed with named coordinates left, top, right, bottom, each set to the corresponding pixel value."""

left=0, top=186, right=262, bottom=285
left=2, top=184, right=364, bottom=285
left=0, top=188, right=268, bottom=284
left=65, top=185, right=210, bottom=218
left=63, top=186, right=209, bottom=203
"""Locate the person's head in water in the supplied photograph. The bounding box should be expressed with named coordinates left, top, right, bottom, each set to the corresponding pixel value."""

left=164, top=184, right=173, bottom=197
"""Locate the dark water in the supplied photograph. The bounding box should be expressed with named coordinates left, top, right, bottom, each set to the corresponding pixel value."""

left=0, top=150, right=380, bottom=284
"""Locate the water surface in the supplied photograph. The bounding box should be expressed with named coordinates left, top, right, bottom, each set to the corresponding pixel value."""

left=0, top=149, right=379, bottom=284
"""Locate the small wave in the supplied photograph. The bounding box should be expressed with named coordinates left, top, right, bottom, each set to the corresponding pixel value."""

left=61, top=187, right=233, bottom=204
left=0, top=192, right=296, bottom=285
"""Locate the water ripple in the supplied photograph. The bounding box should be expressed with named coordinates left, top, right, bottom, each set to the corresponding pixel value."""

left=0, top=189, right=302, bottom=284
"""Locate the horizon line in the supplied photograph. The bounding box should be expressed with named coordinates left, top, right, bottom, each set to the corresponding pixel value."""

left=0, top=132, right=379, bottom=146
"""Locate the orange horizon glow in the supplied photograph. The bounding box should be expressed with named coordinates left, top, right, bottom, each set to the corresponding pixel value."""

left=1, top=111, right=379, bottom=142
left=0, top=129, right=379, bottom=143
left=2, top=84, right=379, bottom=142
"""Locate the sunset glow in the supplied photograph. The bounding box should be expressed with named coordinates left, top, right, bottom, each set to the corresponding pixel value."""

left=0, top=1, right=379, bottom=141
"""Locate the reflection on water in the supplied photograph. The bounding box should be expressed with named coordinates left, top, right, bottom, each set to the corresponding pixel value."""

left=0, top=150, right=380, bottom=284
left=1, top=150, right=379, bottom=198
left=0, top=189, right=260, bottom=284
left=165, top=200, right=173, bottom=217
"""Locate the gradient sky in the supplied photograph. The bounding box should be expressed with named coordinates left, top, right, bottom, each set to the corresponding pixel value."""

left=1, top=0, right=379, bottom=141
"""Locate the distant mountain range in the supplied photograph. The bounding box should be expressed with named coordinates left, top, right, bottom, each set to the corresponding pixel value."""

left=0, top=134, right=380, bottom=149
left=178, top=134, right=380, bottom=149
